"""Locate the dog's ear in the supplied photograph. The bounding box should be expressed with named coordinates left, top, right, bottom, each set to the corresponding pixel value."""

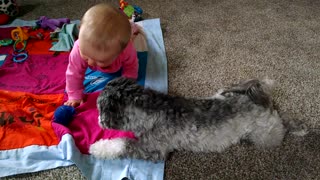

left=104, top=77, right=142, bottom=96
left=106, top=77, right=137, bottom=89
left=106, top=77, right=144, bottom=99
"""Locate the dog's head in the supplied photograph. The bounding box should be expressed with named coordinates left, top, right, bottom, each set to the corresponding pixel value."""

left=96, top=77, right=141, bottom=129
left=97, top=90, right=123, bottom=129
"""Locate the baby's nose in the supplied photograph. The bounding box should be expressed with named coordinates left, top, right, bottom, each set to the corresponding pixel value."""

left=87, top=59, right=96, bottom=66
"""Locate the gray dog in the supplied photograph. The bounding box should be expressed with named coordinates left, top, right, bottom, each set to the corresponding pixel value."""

left=89, top=77, right=306, bottom=161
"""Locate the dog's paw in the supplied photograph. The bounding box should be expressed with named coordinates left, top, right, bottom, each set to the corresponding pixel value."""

left=89, top=138, right=126, bottom=159
left=98, top=116, right=108, bottom=129
left=290, top=123, right=309, bottom=136
left=211, top=89, right=226, bottom=100
left=204, top=89, right=228, bottom=100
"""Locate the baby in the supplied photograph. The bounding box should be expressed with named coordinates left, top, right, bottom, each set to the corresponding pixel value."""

left=65, top=3, right=139, bottom=107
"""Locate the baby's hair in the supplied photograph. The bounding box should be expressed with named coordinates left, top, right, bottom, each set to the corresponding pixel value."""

left=79, top=3, right=131, bottom=51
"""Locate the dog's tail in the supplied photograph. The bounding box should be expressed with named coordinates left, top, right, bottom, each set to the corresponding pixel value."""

left=245, top=79, right=309, bottom=136
left=89, top=138, right=167, bottom=161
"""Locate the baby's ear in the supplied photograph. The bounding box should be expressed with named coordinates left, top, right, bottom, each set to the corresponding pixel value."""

left=77, top=21, right=83, bottom=32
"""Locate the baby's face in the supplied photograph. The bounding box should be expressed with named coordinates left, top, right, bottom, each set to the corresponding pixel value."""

left=79, top=41, right=121, bottom=68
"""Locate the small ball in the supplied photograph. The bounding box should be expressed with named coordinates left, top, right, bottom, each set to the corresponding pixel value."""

left=53, top=105, right=76, bottom=126
left=0, top=14, right=10, bottom=25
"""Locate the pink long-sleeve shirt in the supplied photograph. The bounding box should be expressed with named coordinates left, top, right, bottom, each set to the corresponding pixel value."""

left=66, top=40, right=138, bottom=100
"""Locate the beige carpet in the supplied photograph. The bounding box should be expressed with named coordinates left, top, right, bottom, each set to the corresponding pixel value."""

left=5, top=0, right=320, bottom=179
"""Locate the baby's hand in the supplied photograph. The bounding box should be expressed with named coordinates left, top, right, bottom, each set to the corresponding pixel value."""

left=64, top=99, right=82, bottom=107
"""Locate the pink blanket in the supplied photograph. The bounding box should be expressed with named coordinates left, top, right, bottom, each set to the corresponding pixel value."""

left=53, top=92, right=135, bottom=154
left=0, top=26, right=135, bottom=154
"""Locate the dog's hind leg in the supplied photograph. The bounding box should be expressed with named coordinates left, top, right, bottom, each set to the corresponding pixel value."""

left=279, top=112, right=308, bottom=136
left=221, top=78, right=275, bottom=109
left=89, top=135, right=169, bottom=161
left=248, top=111, right=286, bottom=148
left=123, top=138, right=168, bottom=161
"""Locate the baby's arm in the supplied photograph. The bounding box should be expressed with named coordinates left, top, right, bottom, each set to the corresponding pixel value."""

left=65, top=41, right=88, bottom=107
left=121, top=41, right=139, bottom=79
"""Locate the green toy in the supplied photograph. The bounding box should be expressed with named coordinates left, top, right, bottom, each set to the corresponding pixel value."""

left=0, top=39, right=14, bottom=47
left=123, top=5, right=135, bottom=18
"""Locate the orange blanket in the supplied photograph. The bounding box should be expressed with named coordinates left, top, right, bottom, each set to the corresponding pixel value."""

left=0, top=90, right=63, bottom=149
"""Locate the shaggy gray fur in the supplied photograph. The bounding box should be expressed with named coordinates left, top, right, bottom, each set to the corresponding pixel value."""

left=96, top=77, right=293, bottom=161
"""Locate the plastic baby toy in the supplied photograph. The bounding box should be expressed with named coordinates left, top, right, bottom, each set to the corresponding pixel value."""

left=0, top=39, right=13, bottom=47
left=11, top=27, right=29, bottom=41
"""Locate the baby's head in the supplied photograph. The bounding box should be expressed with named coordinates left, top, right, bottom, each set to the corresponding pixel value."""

left=79, top=3, right=131, bottom=67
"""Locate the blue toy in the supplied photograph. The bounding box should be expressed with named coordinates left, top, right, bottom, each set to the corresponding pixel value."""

left=133, top=5, right=143, bottom=22
left=133, top=5, right=143, bottom=15
left=53, top=105, right=76, bottom=126
left=12, top=50, right=28, bottom=63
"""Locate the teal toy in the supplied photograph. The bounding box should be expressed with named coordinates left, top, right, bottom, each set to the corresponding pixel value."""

left=0, top=39, right=14, bottom=46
